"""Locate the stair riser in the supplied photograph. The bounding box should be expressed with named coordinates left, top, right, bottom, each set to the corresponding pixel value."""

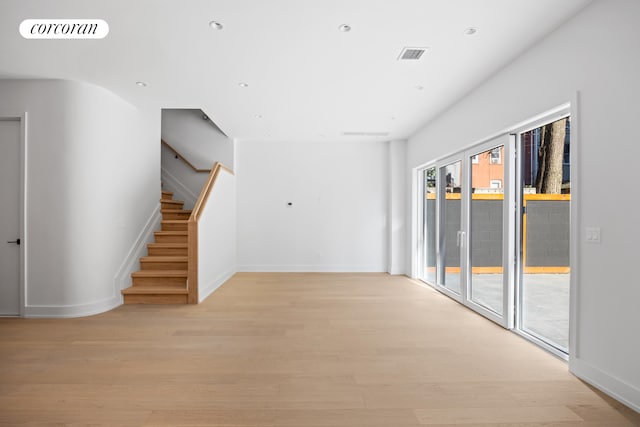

left=132, top=276, right=187, bottom=287
left=161, top=192, right=173, bottom=200
left=161, top=223, right=188, bottom=231
left=147, top=247, right=188, bottom=256
left=140, top=261, right=188, bottom=270
left=161, top=201, right=184, bottom=210
left=154, top=234, right=188, bottom=243
left=123, top=294, right=188, bottom=304
left=162, top=212, right=191, bottom=220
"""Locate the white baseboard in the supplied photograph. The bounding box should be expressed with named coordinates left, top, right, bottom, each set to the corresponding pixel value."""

left=24, top=205, right=162, bottom=319
left=237, top=265, right=386, bottom=273
left=113, top=204, right=161, bottom=294
left=570, top=357, right=640, bottom=413
left=161, top=167, right=198, bottom=209
left=24, top=296, right=121, bottom=318
left=198, top=267, right=236, bottom=303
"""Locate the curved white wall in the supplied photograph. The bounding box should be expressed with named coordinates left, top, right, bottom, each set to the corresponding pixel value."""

left=407, top=0, right=640, bottom=411
left=0, top=79, right=160, bottom=317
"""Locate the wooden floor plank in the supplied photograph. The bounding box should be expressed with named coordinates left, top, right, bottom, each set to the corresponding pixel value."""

left=0, top=272, right=638, bottom=426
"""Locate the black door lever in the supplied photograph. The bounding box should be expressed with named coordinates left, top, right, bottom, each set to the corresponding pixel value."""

left=6, top=239, right=20, bottom=245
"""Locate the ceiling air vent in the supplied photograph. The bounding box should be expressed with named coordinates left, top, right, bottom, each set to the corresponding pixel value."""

left=398, top=47, right=428, bottom=60
left=342, top=131, right=389, bottom=137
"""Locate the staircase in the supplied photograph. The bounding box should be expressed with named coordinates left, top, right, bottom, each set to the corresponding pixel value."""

left=121, top=190, right=192, bottom=304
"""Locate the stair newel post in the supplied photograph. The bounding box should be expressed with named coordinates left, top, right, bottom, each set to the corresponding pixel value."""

left=187, top=216, right=199, bottom=304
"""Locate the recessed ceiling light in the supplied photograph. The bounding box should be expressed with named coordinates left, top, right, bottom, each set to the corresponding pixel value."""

left=415, top=85, right=424, bottom=91
left=338, top=24, right=351, bottom=32
left=254, top=114, right=262, bottom=119
left=135, top=81, right=147, bottom=87
left=209, top=21, right=223, bottom=30
left=464, top=27, right=478, bottom=36
left=238, top=82, right=249, bottom=88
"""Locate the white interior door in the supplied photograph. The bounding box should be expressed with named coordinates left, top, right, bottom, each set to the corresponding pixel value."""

left=0, top=119, right=21, bottom=316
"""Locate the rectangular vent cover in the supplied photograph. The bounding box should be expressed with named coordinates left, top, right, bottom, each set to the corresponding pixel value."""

left=398, top=47, right=428, bottom=60
left=342, top=131, right=389, bottom=137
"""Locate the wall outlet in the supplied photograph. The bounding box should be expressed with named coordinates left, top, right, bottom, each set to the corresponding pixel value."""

left=585, top=226, right=601, bottom=243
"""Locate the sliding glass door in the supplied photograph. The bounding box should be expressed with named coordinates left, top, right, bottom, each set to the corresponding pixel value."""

left=516, top=116, right=571, bottom=353
left=467, top=141, right=511, bottom=319
left=422, top=167, right=437, bottom=284
left=420, top=136, right=513, bottom=327
left=438, top=158, right=463, bottom=297
left=418, top=109, right=572, bottom=357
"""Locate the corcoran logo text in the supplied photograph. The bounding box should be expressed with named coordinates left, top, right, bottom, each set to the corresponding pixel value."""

left=19, top=19, right=109, bottom=39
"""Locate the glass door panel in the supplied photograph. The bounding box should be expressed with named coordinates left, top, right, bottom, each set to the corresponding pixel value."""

left=439, top=160, right=463, bottom=295
left=423, top=167, right=437, bottom=284
left=469, top=146, right=505, bottom=315
left=518, top=116, right=570, bottom=353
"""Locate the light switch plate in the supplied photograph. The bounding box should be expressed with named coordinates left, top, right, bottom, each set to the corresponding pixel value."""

left=586, top=226, right=601, bottom=243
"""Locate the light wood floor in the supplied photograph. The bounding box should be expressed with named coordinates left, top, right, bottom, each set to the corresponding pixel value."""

left=1, top=273, right=638, bottom=426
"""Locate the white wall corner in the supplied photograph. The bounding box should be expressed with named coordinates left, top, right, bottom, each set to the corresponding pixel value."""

left=388, top=140, right=408, bottom=275
left=161, top=167, right=198, bottom=207
left=113, top=203, right=161, bottom=295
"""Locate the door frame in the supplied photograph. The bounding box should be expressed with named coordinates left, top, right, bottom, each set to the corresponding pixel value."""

left=0, top=111, right=27, bottom=317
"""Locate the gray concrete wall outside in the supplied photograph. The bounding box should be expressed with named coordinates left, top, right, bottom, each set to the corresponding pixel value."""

left=526, top=200, right=570, bottom=267
left=425, top=198, right=570, bottom=269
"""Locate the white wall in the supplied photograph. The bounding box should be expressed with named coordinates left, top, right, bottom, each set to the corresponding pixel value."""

left=0, top=79, right=159, bottom=317
left=197, top=168, right=236, bottom=302
left=407, top=0, right=640, bottom=410
left=161, top=109, right=233, bottom=169
left=237, top=140, right=387, bottom=272
left=161, top=143, right=208, bottom=210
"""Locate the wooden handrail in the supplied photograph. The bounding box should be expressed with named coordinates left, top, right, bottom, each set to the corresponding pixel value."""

left=187, top=161, right=234, bottom=303
left=161, top=139, right=211, bottom=173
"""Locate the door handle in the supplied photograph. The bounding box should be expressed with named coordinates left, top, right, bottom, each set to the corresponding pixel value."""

left=456, top=231, right=465, bottom=247
left=6, top=238, right=20, bottom=245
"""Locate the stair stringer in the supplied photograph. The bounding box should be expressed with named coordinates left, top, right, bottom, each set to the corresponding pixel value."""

left=113, top=203, right=162, bottom=300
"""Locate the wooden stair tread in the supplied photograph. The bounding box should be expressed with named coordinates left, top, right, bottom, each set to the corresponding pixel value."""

left=140, top=256, right=187, bottom=262
left=132, top=270, right=187, bottom=278
left=124, top=190, right=192, bottom=304
left=122, top=287, right=188, bottom=295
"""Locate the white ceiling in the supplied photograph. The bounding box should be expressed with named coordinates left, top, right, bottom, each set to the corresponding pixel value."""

left=0, top=0, right=592, bottom=143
